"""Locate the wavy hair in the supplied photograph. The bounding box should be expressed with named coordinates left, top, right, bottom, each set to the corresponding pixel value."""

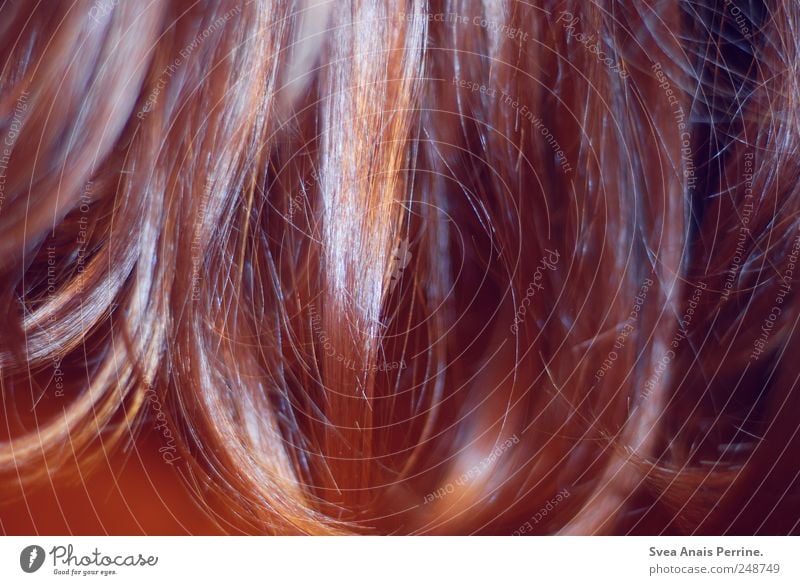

left=1, top=0, right=799, bottom=535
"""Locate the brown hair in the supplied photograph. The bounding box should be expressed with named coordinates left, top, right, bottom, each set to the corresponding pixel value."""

left=1, top=0, right=798, bottom=534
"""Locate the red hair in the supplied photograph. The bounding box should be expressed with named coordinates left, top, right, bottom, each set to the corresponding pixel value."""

left=1, top=0, right=799, bottom=535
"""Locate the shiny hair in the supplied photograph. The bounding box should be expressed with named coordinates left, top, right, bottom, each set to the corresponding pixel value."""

left=1, top=0, right=799, bottom=534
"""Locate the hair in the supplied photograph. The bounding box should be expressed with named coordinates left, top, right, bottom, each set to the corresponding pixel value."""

left=1, top=0, right=799, bottom=535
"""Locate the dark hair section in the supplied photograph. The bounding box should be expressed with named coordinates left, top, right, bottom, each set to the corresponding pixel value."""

left=1, top=0, right=798, bottom=535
